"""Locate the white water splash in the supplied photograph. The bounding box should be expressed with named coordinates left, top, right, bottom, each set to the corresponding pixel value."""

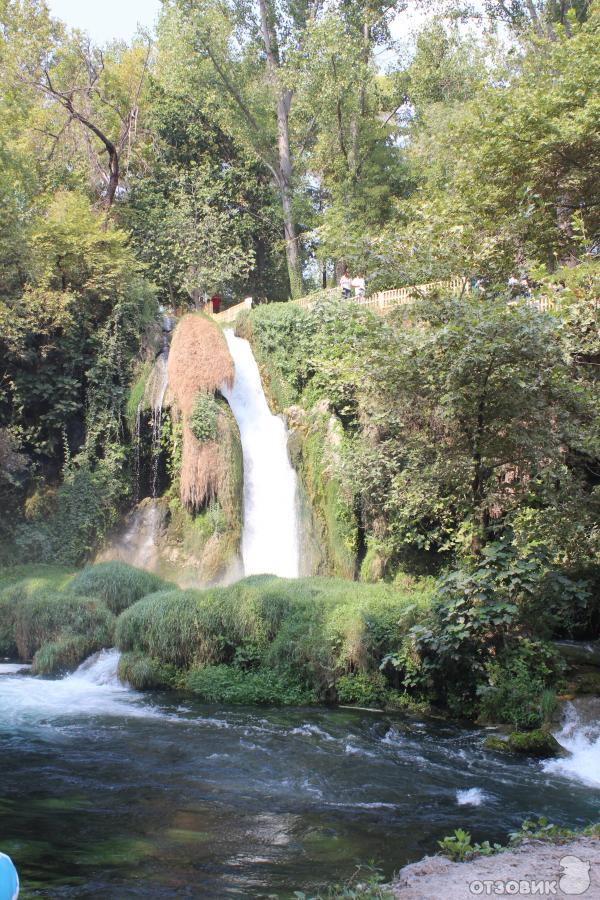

left=222, top=329, right=299, bottom=578
left=543, top=701, right=600, bottom=788
left=0, top=663, right=31, bottom=676
left=456, top=787, right=486, bottom=806
left=0, top=650, right=163, bottom=728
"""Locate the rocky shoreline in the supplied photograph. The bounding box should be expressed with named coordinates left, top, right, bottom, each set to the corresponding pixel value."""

left=391, top=838, right=600, bottom=899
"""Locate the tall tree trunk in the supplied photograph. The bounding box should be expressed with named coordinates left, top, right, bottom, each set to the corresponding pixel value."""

left=259, top=0, right=302, bottom=297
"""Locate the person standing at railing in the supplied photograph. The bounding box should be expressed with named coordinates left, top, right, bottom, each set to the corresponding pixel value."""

left=352, top=272, right=366, bottom=298
left=340, top=269, right=352, bottom=299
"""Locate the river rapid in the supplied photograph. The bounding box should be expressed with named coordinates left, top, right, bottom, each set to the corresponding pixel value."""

left=1, top=652, right=599, bottom=899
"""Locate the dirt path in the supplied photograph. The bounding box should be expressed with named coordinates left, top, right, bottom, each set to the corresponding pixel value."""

left=392, top=838, right=600, bottom=899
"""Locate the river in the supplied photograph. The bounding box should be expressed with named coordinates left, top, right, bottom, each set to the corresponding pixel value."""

left=1, top=653, right=599, bottom=899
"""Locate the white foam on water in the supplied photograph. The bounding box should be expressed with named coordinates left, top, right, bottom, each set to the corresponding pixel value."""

left=0, top=663, right=31, bottom=676
left=0, top=650, right=166, bottom=728
left=543, top=702, right=600, bottom=788
left=344, top=742, right=377, bottom=757
left=222, top=330, right=299, bottom=578
left=456, top=787, right=486, bottom=806
left=289, top=724, right=335, bottom=741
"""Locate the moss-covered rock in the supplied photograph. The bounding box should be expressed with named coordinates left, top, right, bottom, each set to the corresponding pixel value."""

left=288, top=401, right=358, bottom=579
left=484, top=729, right=566, bottom=758
left=574, top=671, right=600, bottom=695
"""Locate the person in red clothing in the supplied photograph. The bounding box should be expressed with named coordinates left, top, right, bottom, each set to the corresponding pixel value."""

left=210, top=293, right=222, bottom=314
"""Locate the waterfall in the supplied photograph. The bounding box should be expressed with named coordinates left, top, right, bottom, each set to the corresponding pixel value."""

left=222, top=329, right=300, bottom=578
left=543, top=699, right=600, bottom=787
left=144, top=350, right=169, bottom=499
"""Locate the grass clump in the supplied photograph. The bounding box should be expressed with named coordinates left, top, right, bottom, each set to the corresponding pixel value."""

left=186, top=665, right=316, bottom=705
left=32, top=634, right=93, bottom=676
left=0, top=583, right=114, bottom=671
left=118, top=651, right=177, bottom=690
left=0, top=565, right=75, bottom=594
left=115, top=574, right=433, bottom=705
left=68, top=562, right=169, bottom=615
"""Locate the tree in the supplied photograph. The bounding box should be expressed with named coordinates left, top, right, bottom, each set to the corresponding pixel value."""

left=0, top=0, right=151, bottom=210
left=124, top=55, right=289, bottom=304
left=353, top=294, right=587, bottom=558
left=163, top=0, right=306, bottom=295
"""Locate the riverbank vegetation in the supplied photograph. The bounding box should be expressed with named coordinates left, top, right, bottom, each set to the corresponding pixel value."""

left=0, top=0, right=599, bottom=730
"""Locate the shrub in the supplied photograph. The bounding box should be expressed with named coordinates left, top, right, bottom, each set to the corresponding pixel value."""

left=185, top=665, right=315, bottom=705
left=477, top=640, right=562, bottom=730
left=117, top=651, right=177, bottom=690
left=2, top=589, right=114, bottom=661
left=68, top=562, right=169, bottom=615
left=336, top=673, right=389, bottom=707
left=32, top=634, right=92, bottom=675
left=115, top=575, right=433, bottom=703
left=12, top=457, right=129, bottom=566
left=188, top=392, right=219, bottom=443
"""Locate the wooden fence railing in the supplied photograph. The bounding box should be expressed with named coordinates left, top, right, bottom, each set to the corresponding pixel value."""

left=211, top=277, right=571, bottom=323
left=212, top=277, right=470, bottom=323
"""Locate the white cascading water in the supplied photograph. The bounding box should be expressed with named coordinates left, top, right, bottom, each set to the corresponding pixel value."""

left=543, top=700, right=600, bottom=788
left=222, top=329, right=300, bottom=578
left=0, top=650, right=160, bottom=727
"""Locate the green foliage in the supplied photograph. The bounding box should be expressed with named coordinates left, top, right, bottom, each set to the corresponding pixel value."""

left=115, top=573, right=433, bottom=703
left=186, top=665, right=315, bottom=705
left=336, top=672, right=388, bottom=707
left=238, top=303, right=316, bottom=408
left=0, top=585, right=114, bottom=663
left=406, top=539, right=583, bottom=718
left=510, top=817, right=600, bottom=845
left=188, top=392, right=219, bottom=443
left=440, top=818, right=600, bottom=867
left=295, top=864, right=394, bottom=900
left=118, top=651, right=177, bottom=690
left=477, top=640, right=561, bottom=729
left=438, top=829, right=503, bottom=862
left=13, top=454, right=131, bottom=566
left=68, top=562, right=169, bottom=615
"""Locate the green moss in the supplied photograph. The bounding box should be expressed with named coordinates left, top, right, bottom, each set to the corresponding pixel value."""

left=484, top=729, right=565, bottom=757
left=68, top=561, right=169, bottom=615
left=575, top=671, right=600, bottom=694
left=126, top=361, right=152, bottom=427
left=299, top=418, right=357, bottom=579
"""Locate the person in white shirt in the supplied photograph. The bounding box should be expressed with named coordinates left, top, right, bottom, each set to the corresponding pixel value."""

left=340, top=269, right=352, bottom=299
left=352, top=273, right=366, bottom=298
